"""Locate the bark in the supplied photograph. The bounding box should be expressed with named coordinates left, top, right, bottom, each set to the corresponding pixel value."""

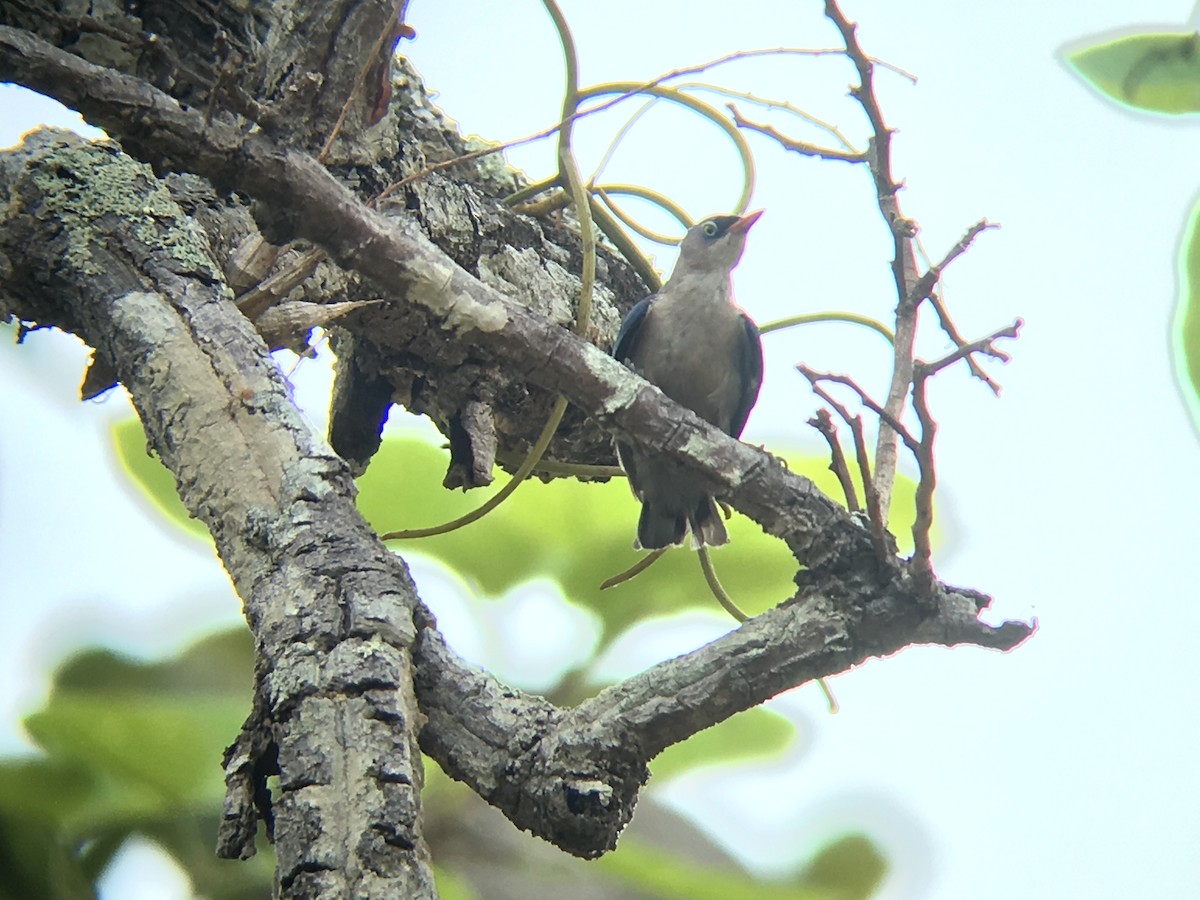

left=0, top=3, right=1034, bottom=897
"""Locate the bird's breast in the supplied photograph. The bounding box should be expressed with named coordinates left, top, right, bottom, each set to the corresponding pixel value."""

left=630, top=299, right=744, bottom=431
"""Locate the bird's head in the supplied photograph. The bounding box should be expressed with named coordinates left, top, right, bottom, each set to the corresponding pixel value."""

left=675, top=209, right=764, bottom=276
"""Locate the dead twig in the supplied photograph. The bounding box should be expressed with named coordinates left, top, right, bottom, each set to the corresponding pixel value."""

left=808, top=408, right=860, bottom=512
left=729, top=104, right=867, bottom=164
left=797, top=367, right=891, bottom=565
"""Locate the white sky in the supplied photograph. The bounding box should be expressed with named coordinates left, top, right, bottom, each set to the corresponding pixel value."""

left=4, top=1, right=1200, bottom=897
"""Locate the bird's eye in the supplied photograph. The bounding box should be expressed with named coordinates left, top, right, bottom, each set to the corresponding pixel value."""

left=701, top=220, right=719, bottom=237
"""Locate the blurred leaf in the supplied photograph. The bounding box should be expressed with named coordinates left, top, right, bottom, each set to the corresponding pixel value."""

left=1067, top=32, right=1200, bottom=114
left=22, top=630, right=252, bottom=832
left=0, top=758, right=94, bottom=824
left=434, top=865, right=481, bottom=900
left=0, top=818, right=97, bottom=900
left=25, top=694, right=244, bottom=820
left=359, top=437, right=930, bottom=648
left=1174, top=197, right=1200, bottom=436
left=597, top=838, right=836, bottom=900
left=0, top=629, right=256, bottom=895
left=801, top=834, right=888, bottom=899
left=650, top=707, right=796, bottom=782
left=110, top=417, right=211, bottom=541
left=53, top=629, right=253, bottom=698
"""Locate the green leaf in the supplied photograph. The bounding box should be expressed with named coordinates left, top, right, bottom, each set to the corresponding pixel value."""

left=597, top=838, right=851, bottom=900
left=110, top=417, right=211, bottom=541
left=1067, top=32, right=1200, bottom=114
left=1174, top=198, right=1200, bottom=436
left=14, top=630, right=252, bottom=837
left=0, top=818, right=98, bottom=900
left=801, top=834, right=888, bottom=900
left=434, top=865, right=481, bottom=900
left=0, top=630, right=257, bottom=896
left=25, top=695, right=243, bottom=817
left=359, top=437, right=931, bottom=647
left=650, top=707, right=798, bottom=782
left=0, top=759, right=94, bottom=824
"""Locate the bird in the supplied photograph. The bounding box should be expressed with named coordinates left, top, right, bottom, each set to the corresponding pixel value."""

left=612, top=210, right=764, bottom=549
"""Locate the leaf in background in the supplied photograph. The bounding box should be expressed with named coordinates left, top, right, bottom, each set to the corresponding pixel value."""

left=649, top=706, right=799, bottom=782
left=0, top=816, right=98, bottom=900
left=1174, top=198, right=1200, bottom=437
left=1067, top=31, right=1200, bottom=115
left=358, top=437, right=930, bottom=648
left=800, top=834, right=889, bottom=900
left=596, top=837, right=874, bottom=900
left=433, top=865, right=481, bottom=900
left=21, top=630, right=252, bottom=832
left=110, top=417, right=211, bottom=541
left=0, top=629, right=261, bottom=895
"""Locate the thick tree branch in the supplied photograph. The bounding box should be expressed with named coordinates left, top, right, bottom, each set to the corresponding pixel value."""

left=415, top=566, right=1024, bottom=854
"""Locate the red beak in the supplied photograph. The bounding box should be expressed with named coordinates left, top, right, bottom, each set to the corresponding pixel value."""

left=729, top=209, right=764, bottom=235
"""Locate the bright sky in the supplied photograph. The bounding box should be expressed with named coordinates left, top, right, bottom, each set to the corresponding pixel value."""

left=4, top=1, right=1200, bottom=898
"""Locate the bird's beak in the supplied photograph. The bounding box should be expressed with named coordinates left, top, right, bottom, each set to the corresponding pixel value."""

left=729, top=209, right=764, bottom=234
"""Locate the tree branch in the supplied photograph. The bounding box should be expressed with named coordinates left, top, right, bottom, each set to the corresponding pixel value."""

left=414, top=565, right=1023, bottom=856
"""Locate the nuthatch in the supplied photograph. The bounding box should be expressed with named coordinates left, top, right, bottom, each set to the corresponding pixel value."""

left=612, top=210, right=764, bottom=549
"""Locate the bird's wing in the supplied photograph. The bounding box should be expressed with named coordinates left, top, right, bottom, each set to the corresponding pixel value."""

left=612, top=294, right=656, bottom=362
left=730, top=312, right=764, bottom=438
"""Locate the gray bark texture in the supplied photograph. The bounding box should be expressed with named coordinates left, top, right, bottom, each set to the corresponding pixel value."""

left=0, top=2, right=1033, bottom=898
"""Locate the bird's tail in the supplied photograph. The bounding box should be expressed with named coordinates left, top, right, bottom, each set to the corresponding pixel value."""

left=636, top=504, right=688, bottom=550
left=689, top=496, right=729, bottom=548
left=635, top=496, right=729, bottom=549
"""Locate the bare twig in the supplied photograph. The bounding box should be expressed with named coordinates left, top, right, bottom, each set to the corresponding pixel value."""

left=824, top=0, right=919, bottom=519
left=803, top=318, right=1020, bottom=590
left=905, top=371, right=937, bottom=591
left=685, top=84, right=860, bottom=152
left=797, top=367, right=891, bottom=564
left=915, top=319, right=1022, bottom=381
left=800, top=367, right=918, bottom=452
left=907, top=219, right=998, bottom=308
left=649, top=45, right=917, bottom=86
left=928, top=292, right=998, bottom=392
left=729, top=104, right=867, bottom=164
left=911, top=219, right=1002, bottom=391
left=808, top=408, right=860, bottom=512
left=900, top=319, right=1018, bottom=588
left=378, top=46, right=891, bottom=198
